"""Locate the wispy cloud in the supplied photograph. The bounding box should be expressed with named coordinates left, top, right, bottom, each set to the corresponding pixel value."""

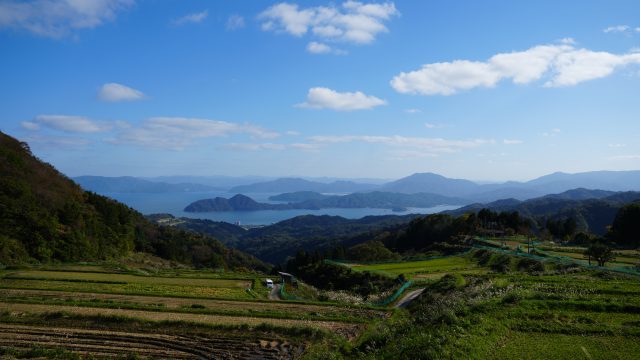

left=309, top=135, right=492, bottom=154
left=258, top=1, right=399, bottom=48
left=603, top=25, right=630, bottom=34
left=608, top=143, right=626, bottom=148
left=111, top=117, right=279, bottom=150
left=224, top=142, right=319, bottom=151
left=543, top=128, right=561, bottom=137
left=25, top=115, right=110, bottom=133
left=424, top=122, right=444, bottom=129
left=404, top=108, right=421, bottom=114
left=172, top=10, right=208, bottom=26
left=226, top=14, right=245, bottom=30
left=608, top=154, right=640, bottom=160
left=22, top=135, right=90, bottom=149
left=391, top=41, right=640, bottom=95
left=98, top=83, right=145, bottom=102
left=297, top=87, right=386, bottom=111
left=503, top=139, right=523, bottom=145
left=0, top=0, right=134, bottom=38
left=306, top=41, right=346, bottom=55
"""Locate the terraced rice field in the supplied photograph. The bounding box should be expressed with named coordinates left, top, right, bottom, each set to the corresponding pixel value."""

left=347, top=255, right=482, bottom=280
left=0, top=267, right=383, bottom=358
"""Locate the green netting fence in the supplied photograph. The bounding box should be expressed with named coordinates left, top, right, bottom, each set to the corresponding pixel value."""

left=279, top=280, right=301, bottom=301
left=370, top=280, right=414, bottom=307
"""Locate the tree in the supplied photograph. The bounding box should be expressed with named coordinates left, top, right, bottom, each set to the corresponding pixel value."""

left=585, top=242, right=614, bottom=267
left=608, top=203, right=640, bottom=247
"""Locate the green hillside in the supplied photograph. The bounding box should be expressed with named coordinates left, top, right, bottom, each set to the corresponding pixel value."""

left=0, top=132, right=267, bottom=271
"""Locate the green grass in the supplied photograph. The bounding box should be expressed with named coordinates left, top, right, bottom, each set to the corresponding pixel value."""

left=347, top=255, right=479, bottom=279
left=316, top=249, right=640, bottom=359
left=5, top=270, right=252, bottom=288
left=0, top=278, right=254, bottom=299
left=492, top=332, right=640, bottom=360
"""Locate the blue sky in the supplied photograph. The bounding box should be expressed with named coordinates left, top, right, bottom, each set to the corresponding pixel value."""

left=1, top=0, right=639, bottom=181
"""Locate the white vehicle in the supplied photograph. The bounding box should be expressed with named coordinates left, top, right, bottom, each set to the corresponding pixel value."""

left=265, top=279, right=274, bottom=289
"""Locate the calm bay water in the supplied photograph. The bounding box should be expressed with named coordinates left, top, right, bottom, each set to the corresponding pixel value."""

left=105, top=191, right=460, bottom=225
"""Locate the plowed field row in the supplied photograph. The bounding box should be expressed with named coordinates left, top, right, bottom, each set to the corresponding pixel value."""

left=0, top=324, right=297, bottom=359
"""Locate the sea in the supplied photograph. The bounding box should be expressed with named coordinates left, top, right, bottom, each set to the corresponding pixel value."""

left=105, top=191, right=461, bottom=226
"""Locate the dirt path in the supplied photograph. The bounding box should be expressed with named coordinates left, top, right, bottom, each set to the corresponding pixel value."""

left=394, top=288, right=425, bottom=308
left=269, top=284, right=282, bottom=300
left=0, top=301, right=359, bottom=334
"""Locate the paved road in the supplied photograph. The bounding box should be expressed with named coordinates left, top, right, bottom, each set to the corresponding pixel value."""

left=394, top=288, right=425, bottom=308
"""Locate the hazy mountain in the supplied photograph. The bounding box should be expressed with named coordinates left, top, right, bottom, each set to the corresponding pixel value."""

left=146, top=175, right=274, bottom=189
left=229, top=177, right=378, bottom=193
left=74, top=176, right=221, bottom=193
left=378, top=171, right=640, bottom=202
left=378, top=172, right=480, bottom=196
left=522, top=171, right=640, bottom=193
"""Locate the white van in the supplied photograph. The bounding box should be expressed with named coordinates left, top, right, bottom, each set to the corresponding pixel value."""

left=265, top=279, right=274, bottom=289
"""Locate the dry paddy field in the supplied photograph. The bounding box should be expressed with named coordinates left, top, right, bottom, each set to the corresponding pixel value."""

left=0, top=267, right=384, bottom=359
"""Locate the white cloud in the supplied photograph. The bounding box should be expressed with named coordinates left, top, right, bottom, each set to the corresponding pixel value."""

left=608, top=143, right=626, bottom=148
left=543, top=128, right=561, bottom=137
left=21, top=121, right=40, bottom=130
left=404, top=108, right=421, bottom=114
left=224, top=142, right=319, bottom=151
left=0, top=0, right=134, bottom=38
left=258, top=1, right=399, bottom=46
left=387, top=150, right=438, bottom=160
left=603, top=25, right=630, bottom=33
left=391, top=42, right=640, bottom=95
left=226, top=14, right=244, bottom=30
left=172, top=10, right=208, bottom=26
left=98, top=83, right=145, bottom=102
left=297, top=87, right=386, bottom=111
left=23, top=135, right=89, bottom=149
left=286, top=130, right=301, bottom=136
left=309, top=135, right=492, bottom=153
left=225, top=143, right=286, bottom=151
left=112, top=117, right=279, bottom=150
left=503, top=139, right=523, bottom=145
left=307, top=41, right=332, bottom=54
left=31, top=115, right=109, bottom=133
left=424, top=122, right=444, bottom=129
left=306, top=41, right=345, bottom=55
left=609, top=154, right=640, bottom=160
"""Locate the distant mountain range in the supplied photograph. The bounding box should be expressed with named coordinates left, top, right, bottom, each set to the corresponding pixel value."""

left=74, top=176, right=222, bottom=193
left=184, top=192, right=466, bottom=212
left=229, top=177, right=378, bottom=194
left=74, top=170, right=640, bottom=204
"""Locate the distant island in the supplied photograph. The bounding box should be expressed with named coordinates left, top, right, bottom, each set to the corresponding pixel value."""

left=184, top=191, right=467, bottom=212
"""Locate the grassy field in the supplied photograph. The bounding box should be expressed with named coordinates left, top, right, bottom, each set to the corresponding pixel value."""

left=346, top=255, right=484, bottom=281
left=310, top=249, right=640, bottom=359
left=0, top=265, right=385, bottom=358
